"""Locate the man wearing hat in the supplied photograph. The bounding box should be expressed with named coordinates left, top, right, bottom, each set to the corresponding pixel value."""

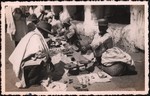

left=27, top=14, right=39, bottom=32
left=9, top=21, right=54, bottom=88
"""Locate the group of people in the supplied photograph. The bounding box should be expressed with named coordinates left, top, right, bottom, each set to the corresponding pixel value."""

left=7, top=5, right=137, bottom=88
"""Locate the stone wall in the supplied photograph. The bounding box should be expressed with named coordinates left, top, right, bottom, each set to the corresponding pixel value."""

left=120, top=5, right=145, bottom=52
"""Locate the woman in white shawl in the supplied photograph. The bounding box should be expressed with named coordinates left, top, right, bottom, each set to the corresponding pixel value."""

left=9, top=21, right=54, bottom=88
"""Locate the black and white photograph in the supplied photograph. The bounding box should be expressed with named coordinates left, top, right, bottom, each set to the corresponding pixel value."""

left=1, top=1, right=149, bottom=95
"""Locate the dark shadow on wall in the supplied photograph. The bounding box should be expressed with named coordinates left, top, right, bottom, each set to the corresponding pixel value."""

left=73, top=5, right=84, bottom=21
left=106, top=5, right=130, bottom=24
left=72, top=5, right=130, bottom=24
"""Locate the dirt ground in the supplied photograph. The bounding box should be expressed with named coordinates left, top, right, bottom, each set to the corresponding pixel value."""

left=4, top=33, right=145, bottom=92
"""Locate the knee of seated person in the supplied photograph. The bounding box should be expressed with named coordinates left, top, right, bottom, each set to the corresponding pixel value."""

left=104, top=62, right=127, bottom=76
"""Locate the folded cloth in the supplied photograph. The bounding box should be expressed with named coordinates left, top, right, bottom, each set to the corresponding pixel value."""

left=41, top=81, right=67, bottom=91
left=51, top=53, right=72, bottom=64
left=72, top=51, right=89, bottom=62
left=82, top=51, right=95, bottom=62
left=101, top=47, right=135, bottom=66
left=77, top=72, right=112, bottom=85
left=51, top=53, right=62, bottom=64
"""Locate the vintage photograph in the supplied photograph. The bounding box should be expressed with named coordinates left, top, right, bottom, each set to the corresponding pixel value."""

left=1, top=1, right=149, bottom=95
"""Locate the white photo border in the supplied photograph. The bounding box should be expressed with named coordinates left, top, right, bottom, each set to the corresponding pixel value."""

left=1, top=1, right=149, bottom=95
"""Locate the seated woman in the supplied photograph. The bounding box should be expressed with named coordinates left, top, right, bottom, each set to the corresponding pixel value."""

left=81, top=19, right=136, bottom=76
left=9, top=21, right=54, bottom=88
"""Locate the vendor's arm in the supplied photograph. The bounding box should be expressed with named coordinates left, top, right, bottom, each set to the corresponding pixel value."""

left=99, top=33, right=112, bottom=44
left=90, top=33, right=100, bottom=49
left=90, top=33, right=112, bottom=49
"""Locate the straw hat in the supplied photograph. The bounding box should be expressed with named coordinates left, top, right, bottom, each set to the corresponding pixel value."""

left=98, top=18, right=108, bottom=26
left=37, top=21, right=52, bottom=33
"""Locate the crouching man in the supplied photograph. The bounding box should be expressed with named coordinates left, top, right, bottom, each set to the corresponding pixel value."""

left=81, top=18, right=136, bottom=76
left=9, top=21, right=54, bottom=88
left=81, top=18, right=113, bottom=64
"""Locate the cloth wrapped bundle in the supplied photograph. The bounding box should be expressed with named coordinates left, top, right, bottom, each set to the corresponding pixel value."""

left=100, top=47, right=136, bottom=76
left=101, top=47, right=135, bottom=66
